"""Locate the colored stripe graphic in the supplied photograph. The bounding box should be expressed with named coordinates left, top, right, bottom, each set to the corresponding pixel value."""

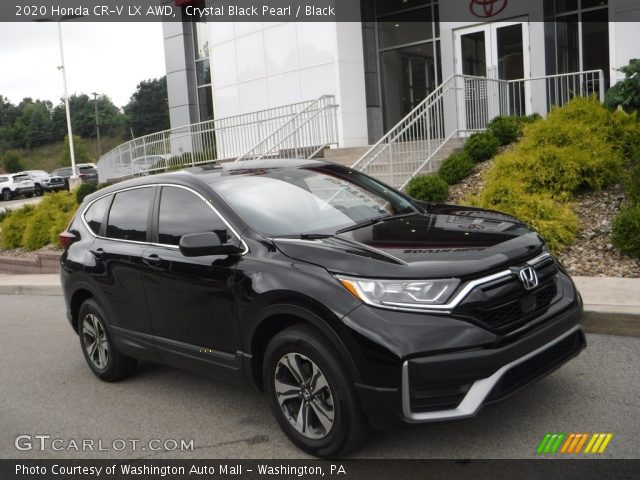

left=538, top=433, right=613, bottom=454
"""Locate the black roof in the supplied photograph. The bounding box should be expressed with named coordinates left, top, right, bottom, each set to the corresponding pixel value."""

left=84, top=159, right=335, bottom=204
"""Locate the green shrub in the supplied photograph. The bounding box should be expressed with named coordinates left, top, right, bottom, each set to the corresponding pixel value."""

left=438, top=152, right=475, bottom=185
left=611, top=205, right=640, bottom=257
left=75, top=182, right=99, bottom=204
left=488, top=116, right=521, bottom=146
left=604, top=58, right=640, bottom=117
left=0, top=204, right=35, bottom=249
left=406, top=174, right=449, bottom=203
left=0, top=207, right=13, bottom=224
left=21, top=192, right=78, bottom=251
left=519, top=113, right=542, bottom=124
left=469, top=97, right=640, bottom=252
left=469, top=178, right=580, bottom=252
left=464, top=131, right=500, bottom=162
left=625, top=165, right=640, bottom=206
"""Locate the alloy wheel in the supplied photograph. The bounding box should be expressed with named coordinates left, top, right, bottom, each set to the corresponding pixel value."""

left=82, top=313, right=109, bottom=370
left=274, top=353, right=335, bottom=439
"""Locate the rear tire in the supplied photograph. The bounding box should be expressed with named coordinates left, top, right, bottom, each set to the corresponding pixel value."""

left=263, top=324, right=369, bottom=458
left=2, top=189, right=11, bottom=201
left=78, top=299, right=137, bottom=382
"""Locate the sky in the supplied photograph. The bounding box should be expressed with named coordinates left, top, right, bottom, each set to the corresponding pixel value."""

left=0, top=22, right=166, bottom=109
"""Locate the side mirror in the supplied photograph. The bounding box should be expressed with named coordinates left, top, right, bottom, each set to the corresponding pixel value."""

left=179, top=232, right=243, bottom=257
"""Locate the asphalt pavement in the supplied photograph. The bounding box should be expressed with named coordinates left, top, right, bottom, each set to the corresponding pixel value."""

left=0, top=196, right=42, bottom=214
left=1, top=294, right=638, bottom=459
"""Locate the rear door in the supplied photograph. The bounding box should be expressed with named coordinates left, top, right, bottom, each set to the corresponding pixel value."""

left=86, top=186, right=156, bottom=340
left=141, top=185, right=243, bottom=377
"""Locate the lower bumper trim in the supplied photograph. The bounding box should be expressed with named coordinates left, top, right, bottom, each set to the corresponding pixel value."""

left=401, top=325, right=585, bottom=422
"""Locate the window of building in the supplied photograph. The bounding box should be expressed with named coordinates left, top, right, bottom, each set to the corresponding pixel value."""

left=547, top=0, right=609, bottom=86
left=192, top=19, right=214, bottom=122
left=106, top=188, right=154, bottom=242
left=157, top=186, right=228, bottom=246
left=375, top=1, right=441, bottom=130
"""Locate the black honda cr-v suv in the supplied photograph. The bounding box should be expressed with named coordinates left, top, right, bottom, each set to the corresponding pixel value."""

left=60, top=159, right=586, bottom=457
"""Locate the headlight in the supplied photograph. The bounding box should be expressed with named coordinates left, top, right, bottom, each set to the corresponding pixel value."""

left=336, top=275, right=460, bottom=310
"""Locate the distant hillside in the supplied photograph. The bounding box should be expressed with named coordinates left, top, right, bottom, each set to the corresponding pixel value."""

left=8, top=136, right=125, bottom=173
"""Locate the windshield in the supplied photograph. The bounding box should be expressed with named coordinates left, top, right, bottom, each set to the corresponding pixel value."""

left=12, top=174, right=31, bottom=182
left=213, top=166, right=417, bottom=237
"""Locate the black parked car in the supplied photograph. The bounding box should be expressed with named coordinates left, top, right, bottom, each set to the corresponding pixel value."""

left=52, top=164, right=99, bottom=188
left=60, top=160, right=586, bottom=457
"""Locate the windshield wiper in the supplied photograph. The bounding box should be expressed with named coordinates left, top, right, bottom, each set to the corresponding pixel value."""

left=274, top=233, right=334, bottom=240
left=335, top=212, right=416, bottom=235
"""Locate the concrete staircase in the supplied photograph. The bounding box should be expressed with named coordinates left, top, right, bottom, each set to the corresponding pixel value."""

left=320, top=136, right=466, bottom=186
left=320, top=146, right=372, bottom=167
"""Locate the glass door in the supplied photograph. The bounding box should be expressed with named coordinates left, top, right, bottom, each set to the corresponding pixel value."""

left=454, top=20, right=531, bottom=127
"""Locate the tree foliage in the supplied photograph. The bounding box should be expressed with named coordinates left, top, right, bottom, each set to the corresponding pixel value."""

left=124, top=77, right=170, bottom=137
left=61, top=135, right=92, bottom=166
left=0, top=91, right=127, bottom=154
left=2, top=151, right=25, bottom=173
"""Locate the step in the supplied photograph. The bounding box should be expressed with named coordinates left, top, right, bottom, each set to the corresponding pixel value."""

left=324, top=155, right=363, bottom=167
left=322, top=146, right=371, bottom=159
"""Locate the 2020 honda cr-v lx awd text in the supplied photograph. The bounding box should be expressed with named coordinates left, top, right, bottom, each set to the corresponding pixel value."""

left=60, top=159, right=586, bottom=457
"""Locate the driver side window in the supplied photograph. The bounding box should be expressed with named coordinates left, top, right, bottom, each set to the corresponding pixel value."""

left=157, top=186, right=230, bottom=246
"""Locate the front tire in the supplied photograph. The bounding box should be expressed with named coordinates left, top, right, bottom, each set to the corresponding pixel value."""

left=78, top=299, right=137, bottom=382
left=35, top=184, right=43, bottom=196
left=264, top=324, right=368, bottom=457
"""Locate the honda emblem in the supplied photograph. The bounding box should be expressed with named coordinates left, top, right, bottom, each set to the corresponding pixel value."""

left=519, top=266, right=539, bottom=290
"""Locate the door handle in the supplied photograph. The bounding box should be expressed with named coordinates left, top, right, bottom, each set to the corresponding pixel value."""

left=90, top=248, right=105, bottom=259
left=143, top=254, right=163, bottom=267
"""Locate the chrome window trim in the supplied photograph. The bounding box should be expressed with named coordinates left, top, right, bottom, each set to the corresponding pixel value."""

left=336, top=252, right=552, bottom=314
left=80, top=183, right=249, bottom=255
left=401, top=325, right=582, bottom=422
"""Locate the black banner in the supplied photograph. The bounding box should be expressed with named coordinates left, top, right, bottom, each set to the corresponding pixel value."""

left=1, top=0, right=635, bottom=22
left=2, top=460, right=639, bottom=480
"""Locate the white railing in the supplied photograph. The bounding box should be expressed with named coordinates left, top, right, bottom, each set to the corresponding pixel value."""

left=235, top=95, right=339, bottom=161
left=353, top=70, right=604, bottom=191
left=97, top=97, right=336, bottom=181
left=505, top=70, right=604, bottom=117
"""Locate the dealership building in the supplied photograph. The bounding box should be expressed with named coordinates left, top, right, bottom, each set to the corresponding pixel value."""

left=160, top=0, right=640, bottom=150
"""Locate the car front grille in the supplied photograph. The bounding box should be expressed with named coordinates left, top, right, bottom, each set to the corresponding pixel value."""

left=452, top=256, right=561, bottom=334
left=487, top=329, right=585, bottom=402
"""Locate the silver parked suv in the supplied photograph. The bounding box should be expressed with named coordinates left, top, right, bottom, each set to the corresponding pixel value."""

left=23, top=170, right=66, bottom=196
left=0, top=173, right=36, bottom=201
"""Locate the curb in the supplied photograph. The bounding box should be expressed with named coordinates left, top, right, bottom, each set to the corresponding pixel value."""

left=0, top=284, right=62, bottom=296
left=581, top=310, right=640, bottom=338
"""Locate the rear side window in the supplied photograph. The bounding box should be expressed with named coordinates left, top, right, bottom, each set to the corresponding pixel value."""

left=158, top=186, right=228, bottom=246
left=106, top=188, right=154, bottom=242
left=83, top=195, right=112, bottom=235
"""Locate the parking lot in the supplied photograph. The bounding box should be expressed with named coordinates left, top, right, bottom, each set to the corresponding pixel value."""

left=0, top=196, right=42, bottom=214
left=1, top=294, right=638, bottom=459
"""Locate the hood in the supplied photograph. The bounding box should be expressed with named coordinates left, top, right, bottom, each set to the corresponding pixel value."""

left=272, top=205, right=544, bottom=278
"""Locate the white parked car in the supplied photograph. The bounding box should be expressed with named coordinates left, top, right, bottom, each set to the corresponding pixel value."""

left=0, top=173, right=36, bottom=201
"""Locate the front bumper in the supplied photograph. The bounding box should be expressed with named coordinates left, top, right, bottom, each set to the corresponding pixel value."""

left=45, top=183, right=67, bottom=191
left=12, top=187, right=35, bottom=196
left=401, top=325, right=585, bottom=422
left=353, top=299, right=585, bottom=429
